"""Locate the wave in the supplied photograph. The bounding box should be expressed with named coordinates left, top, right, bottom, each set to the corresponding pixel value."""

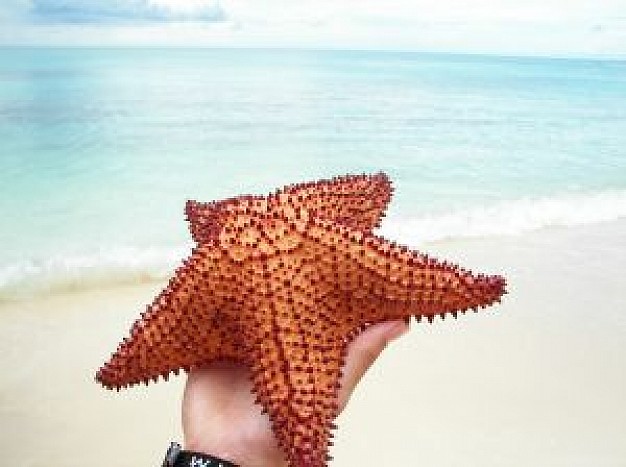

left=381, top=189, right=626, bottom=244
left=0, top=245, right=190, bottom=302
left=2, top=189, right=625, bottom=301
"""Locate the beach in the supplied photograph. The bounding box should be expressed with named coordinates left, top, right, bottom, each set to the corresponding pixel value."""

left=1, top=47, right=624, bottom=466
left=1, top=219, right=624, bottom=466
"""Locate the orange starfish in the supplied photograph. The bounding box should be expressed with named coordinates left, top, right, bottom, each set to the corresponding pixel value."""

left=97, top=173, right=506, bottom=467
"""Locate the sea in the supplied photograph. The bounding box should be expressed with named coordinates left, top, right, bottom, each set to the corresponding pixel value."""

left=1, top=47, right=625, bottom=299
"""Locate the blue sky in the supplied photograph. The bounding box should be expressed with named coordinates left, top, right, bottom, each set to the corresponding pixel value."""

left=1, top=0, right=625, bottom=57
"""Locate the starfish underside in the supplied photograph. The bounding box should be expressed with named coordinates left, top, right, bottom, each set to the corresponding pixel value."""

left=97, top=173, right=506, bottom=467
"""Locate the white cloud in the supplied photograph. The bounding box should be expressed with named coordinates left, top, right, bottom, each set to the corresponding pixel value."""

left=29, top=0, right=225, bottom=23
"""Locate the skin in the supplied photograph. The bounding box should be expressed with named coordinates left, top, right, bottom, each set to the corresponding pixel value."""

left=182, top=319, right=409, bottom=467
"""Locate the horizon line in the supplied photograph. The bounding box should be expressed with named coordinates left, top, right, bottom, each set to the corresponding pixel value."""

left=0, top=44, right=624, bottom=62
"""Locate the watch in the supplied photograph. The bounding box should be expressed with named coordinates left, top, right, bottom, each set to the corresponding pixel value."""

left=162, top=442, right=240, bottom=467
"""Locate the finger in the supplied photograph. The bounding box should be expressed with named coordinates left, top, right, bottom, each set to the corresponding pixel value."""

left=338, top=319, right=409, bottom=408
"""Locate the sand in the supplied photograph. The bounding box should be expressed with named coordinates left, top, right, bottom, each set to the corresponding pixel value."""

left=1, top=220, right=625, bottom=467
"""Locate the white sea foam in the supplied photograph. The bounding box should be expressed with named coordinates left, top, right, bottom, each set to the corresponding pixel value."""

left=2, top=190, right=626, bottom=300
left=0, top=245, right=189, bottom=301
left=381, top=189, right=626, bottom=245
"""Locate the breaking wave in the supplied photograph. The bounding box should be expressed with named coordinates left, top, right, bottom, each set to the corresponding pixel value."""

left=0, top=245, right=189, bottom=302
left=381, top=189, right=626, bottom=244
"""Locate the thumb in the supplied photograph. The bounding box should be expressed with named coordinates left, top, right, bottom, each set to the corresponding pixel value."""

left=338, top=320, right=409, bottom=410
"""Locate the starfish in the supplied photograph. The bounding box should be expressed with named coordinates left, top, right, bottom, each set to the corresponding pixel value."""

left=96, top=173, right=506, bottom=467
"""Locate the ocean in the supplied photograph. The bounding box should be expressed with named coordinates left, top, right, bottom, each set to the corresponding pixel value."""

left=1, top=47, right=625, bottom=299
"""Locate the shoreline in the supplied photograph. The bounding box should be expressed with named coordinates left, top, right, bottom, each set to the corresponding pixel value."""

left=3, top=187, right=626, bottom=303
left=1, top=220, right=625, bottom=466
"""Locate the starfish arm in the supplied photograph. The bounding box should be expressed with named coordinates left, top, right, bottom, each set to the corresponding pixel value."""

left=185, top=172, right=393, bottom=244
left=244, top=301, right=345, bottom=467
left=275, top=172, right=393, bottom=232
left=96, top=245, right=242, bottom=389
left=304, top=219, right=506, bottom=324
left=185, top=196, right=265, bottom=245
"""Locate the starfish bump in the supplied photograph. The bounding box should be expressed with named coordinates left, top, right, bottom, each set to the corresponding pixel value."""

left=96, top=173, right=506, bottom=467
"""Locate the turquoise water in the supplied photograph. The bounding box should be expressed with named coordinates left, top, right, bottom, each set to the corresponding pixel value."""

left=1, top=48, right=625, bottom=296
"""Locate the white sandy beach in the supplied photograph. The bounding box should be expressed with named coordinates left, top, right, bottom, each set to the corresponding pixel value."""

left=1, top=220, right=624, bottom=467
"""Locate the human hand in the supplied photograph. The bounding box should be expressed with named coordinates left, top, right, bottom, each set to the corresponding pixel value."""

left=182, top=320, right=409, bottom=467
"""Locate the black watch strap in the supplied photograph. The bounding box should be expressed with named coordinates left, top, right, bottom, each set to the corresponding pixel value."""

left=163, top=442, right=240, bottom=467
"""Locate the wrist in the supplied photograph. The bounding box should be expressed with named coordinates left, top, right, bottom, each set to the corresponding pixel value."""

left=182, top=368, right=288, bottom=467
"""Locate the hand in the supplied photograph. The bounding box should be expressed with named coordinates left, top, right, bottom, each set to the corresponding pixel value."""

left=182, top=320, right=409, bottom=467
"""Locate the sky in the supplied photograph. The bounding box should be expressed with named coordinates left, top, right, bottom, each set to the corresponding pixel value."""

left=0, top=0, right=625, bottom=57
